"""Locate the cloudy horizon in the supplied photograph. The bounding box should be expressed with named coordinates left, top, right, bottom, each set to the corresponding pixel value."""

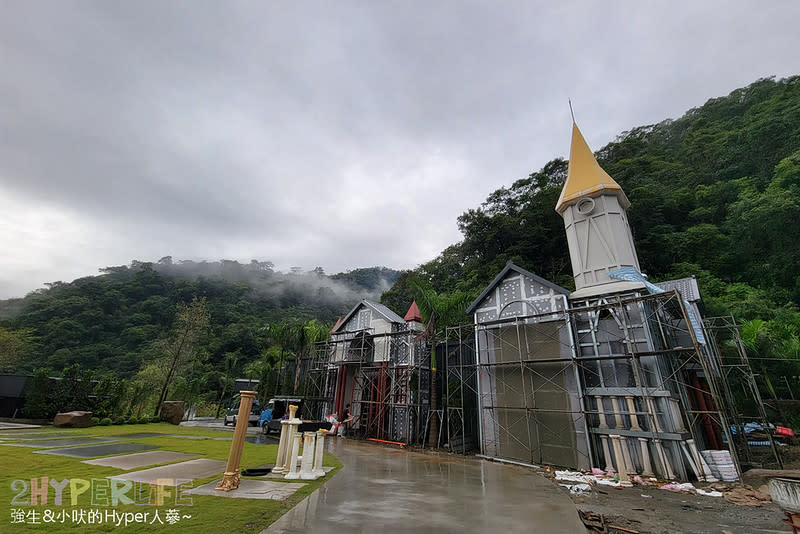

left=1, top=1, right=798, bottom=298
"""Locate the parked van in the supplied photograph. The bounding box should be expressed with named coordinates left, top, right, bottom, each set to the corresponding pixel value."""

left=223, top=395, right=262, bottom=426
left=260, top=397, right=304, bottom=434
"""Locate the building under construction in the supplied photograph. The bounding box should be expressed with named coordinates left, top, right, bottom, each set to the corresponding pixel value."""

left=305, top=121, right=778, bottom=481
left=305, top=300, right=432, bottom=444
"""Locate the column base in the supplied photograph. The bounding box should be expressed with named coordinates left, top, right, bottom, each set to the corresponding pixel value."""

left=215, top=471, right=240, bottom=491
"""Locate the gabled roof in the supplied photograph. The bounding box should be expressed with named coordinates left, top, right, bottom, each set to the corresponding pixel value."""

left=555, top=122, right=630, bottom=213
left=331, top=299, right=406, bottom=333
left=466, top=261, right=570, bottom=315
left=404, top=301, right=423, bottom=322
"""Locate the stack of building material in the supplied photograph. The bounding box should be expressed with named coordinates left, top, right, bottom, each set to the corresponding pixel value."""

left=701, top=450, right=739, bottom=481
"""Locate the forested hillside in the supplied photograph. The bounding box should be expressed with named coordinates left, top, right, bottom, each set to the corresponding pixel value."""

left=382, top=76, right=800, bottom=397
left=0, top=260, right=399, bottom=376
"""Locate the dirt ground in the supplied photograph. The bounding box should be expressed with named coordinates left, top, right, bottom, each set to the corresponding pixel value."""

left=564, top=480, right=787, bottom=534
left=532, top=444, right=800, bottom=534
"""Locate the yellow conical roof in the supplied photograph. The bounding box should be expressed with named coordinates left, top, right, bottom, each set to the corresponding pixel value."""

left=555, top=123, right=629, bottom=213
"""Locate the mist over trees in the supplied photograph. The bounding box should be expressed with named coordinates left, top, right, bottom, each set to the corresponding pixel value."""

left=0, top=261, right=400, bottom=378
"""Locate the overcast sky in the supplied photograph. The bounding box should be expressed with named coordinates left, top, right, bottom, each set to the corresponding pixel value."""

left=1, top=1, right=798, bottom=298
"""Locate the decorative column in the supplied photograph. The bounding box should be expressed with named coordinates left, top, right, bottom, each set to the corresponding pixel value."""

left=300, top=432, right=317, bottom=480
left=273, top=404, right=301, bottom=475
left=595, top=396, right=608, bottom=429
left=285, top=433, right=303, bottom=480
left=599, top=435, right=614, bottom=473
left=312, top=429, right=327, bottom=477
left=610, top=396, right=624, bottom=428
left=626, top=396, right=642, bottom=431
left=669, top=398, right=687, bottom=432
left=652, top=438, right=676, bottom=479
left=272, top=419, right=291, bottom=475
left=610, top=435, right=631, bottom=485
left=216, top=390, right=256, bottom=491
left=638, top=438, right=654, bottom=477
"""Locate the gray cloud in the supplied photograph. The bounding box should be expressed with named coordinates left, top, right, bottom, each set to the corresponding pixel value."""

left=1, top=1, right=798, bottom=297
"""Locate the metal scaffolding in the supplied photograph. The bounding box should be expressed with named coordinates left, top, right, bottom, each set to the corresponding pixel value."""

left=308, top=328, right=431, bottom=444
left=444, top=289, right=764, bottom=481
left=703, top=316, right=783, bottom=469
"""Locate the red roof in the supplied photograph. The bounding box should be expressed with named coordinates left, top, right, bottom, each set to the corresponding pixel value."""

left=331, top=317, right=342, bottom=333
left=404, top=301, right=423, bottom=323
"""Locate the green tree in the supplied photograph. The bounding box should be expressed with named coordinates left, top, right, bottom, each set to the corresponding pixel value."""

left=153, top=298, right=210, bottom=415
left=408, top=277, right=472, bottom=447
left=0, top=327, right=35, bottom=372
left=266, top=321, right=299, bottom=396
left=213, top=351, right=241, bottom=417
left=293, top=320, right=330, bottom=394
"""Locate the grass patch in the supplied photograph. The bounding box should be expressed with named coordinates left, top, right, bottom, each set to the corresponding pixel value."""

left=0, top=423, right=341, bottom=533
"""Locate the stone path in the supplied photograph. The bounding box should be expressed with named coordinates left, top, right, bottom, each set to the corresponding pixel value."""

left=110, top=458, right=227, bottom=481
left=5, top=437, right=115, bottom=448
left=36, top=442, right=158, bottom=457
left=83, top=451, right=198, bottom=470
left=189, top=479, right=305, bottom=500
left=0, top=422, right=40, bottom=430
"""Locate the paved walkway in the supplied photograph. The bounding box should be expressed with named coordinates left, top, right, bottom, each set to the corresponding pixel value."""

left=263, top=438, right=586, bottom=533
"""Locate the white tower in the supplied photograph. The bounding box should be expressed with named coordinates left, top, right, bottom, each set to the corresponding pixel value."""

left=556, top=123, right=645, bottom=299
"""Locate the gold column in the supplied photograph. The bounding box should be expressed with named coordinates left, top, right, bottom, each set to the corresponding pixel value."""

left=216, top=390, right=256, bottom=491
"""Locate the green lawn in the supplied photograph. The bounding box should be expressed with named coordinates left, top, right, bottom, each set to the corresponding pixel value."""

left=0, top=423, right=341, bottom=533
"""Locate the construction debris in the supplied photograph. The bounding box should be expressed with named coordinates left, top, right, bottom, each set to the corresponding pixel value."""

left=579, top=510, right=641, bottom=533
left=552, top=467, right=773, bottom=505
left=708, top=483, right=772, bottom=506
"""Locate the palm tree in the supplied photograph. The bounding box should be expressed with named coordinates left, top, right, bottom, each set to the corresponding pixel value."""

left=408, top=277, right=472, bottom=447
left=293, top=319, right=330, bottom=394
left=213, top=351, right=240, bottom=418
left=266, top=321, right=300, bottom=395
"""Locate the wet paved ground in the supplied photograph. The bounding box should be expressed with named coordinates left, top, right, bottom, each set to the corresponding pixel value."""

left=263, top=438, right=587, bottom=533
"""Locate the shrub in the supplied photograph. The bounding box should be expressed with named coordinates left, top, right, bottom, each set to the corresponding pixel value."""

left=99, top=418, right=112, bottom=426
left=150, top=416, right=161, bottom=423
left=113, top=417, right=125, bottom=425
left=91, top=417, right=100, bottom=426
left=127, top=417, right=139, bottom=424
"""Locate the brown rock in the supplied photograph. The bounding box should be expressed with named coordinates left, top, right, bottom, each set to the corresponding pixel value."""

left=160, top=401, right=185, bottom=425
left=53, top=411, right=93, bottom=428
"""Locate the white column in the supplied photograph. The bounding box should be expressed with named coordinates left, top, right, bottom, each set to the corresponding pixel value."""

left=600, top=435, right=614, bottom=473
left=652, top=438, right=675, bottom=480
left=638, top=438, right=654, bottom=477
left=300, top=432, right=317, bottom=480
left=272, top=420, right=291, bottom=475
left=285, top=434, right=303, bottom=480
left=669, top=398, right=687, bottom=432
left=610, top=396, right=624, bottom=428
left=312, top=430, right=327, bottom=477
left=620, top=437, right=636, bottom=474
left=610, top=435, right=631, bottom=486
left=595, top=396, right=608, bottom=429
left=626, top=396, right=642, bottom=431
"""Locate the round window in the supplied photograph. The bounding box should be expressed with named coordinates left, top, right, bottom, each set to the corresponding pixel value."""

left=576, top=197, right=595, bottom=215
